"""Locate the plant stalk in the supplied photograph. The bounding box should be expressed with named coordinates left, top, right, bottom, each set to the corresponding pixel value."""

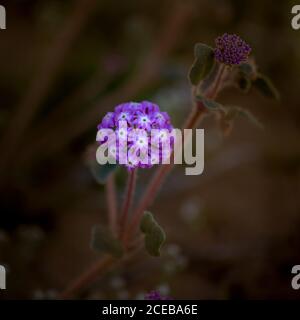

left=119, top=169, right=137, bottom=238
left=123, top=64, right=227, bottom=244
left=123, top=103, right=207, bottom=244
left=106, top=174, right=118, bottom=235
left=59, top=255, right=115, bottom=299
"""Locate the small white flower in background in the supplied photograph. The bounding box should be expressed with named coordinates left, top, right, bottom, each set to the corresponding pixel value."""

left=163, top=243, right=189, bottom=274
left=135, top=292, right=146, bottom=300
left=156, top=283, right=170, bottom=296
left=166, top=243, right=181, bottom=257
left=179, top=197, right=204, bottom=223
left=109, top=276, right=125, bottom=289
left=177, top=255, right=188, bottom=268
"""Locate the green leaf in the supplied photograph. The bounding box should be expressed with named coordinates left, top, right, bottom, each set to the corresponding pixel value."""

left=224, top=107, right=239, bottom=121
left=236, top=63, right=256, bottom=93
left=140, top=211, right=166, bottom=257
left=196, top=95, right=225, bottom=111
left=89, top=161, right=118, bottom=185
left=91, top=225, right=123, bottom=258
left=189, top=43, right=215, bottom=85
left=253, top=73, right=280, bottom=100
left=238, top=75, right=252, bottom=93
left=226, top=106, right=263, bottom=129
left=238, top=108, right=263, bottom=129
left=238, top=63, right=255, bottom=77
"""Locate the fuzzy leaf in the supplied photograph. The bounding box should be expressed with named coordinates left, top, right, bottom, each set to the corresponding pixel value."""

left=224, top=107, right=239, bottom=121
left=238, top=76, right=252, bottom=93
left=196, top=95, right=225, bottom=111
left=226, top=106, right=263, bottom=129
left=236, top=63, right=256, bottom=93
left=238, top=63, right=255, bottom=77
left=89, top=161, right=118, bottom=185
left=91, top=225, right=123, bottom=258
left=140, top=211, right=166, bottom=257
left=189, top=43, right=215, bottom=85
left=253, top=73, right=280, bottom=100
left=238, top=109, right=263, bottom=129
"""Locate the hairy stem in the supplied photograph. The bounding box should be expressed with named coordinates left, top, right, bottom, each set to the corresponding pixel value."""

left=59, top=255, right=115, bottom=299
left=59, top=245, right=143, bottom=299
left=106, top=174, right=118, bottom=235
left=58, top=4, right=194, bottom=299
left=207, top=64, right=227, bottom=99
left=123, top=64, right=227, bottom=244
left=119, top=169, right=137, bottom=238
left=123, top=103, right=207, bottom=244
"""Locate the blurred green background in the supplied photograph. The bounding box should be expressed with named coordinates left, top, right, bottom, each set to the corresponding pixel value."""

left=0, top=0, right=299, bottom=299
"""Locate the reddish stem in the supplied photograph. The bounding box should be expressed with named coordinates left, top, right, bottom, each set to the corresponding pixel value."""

left=207, top=64, right=226, bottom=99
left=59, top=255, right=115, bottom=299
left=119, top=169, right=137, bottom=238
left=106, top=174, right=118, bottom=235
left=123, top=104, right=207, bottom=244
left=123, top=64, right=227, bottom=244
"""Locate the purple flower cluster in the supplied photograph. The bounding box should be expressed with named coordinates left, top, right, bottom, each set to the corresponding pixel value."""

left=97, top=101, right=173, bottom=169
left=145, top=290, right=172, bottom=300
left=214, top=33, right=251, bottom=66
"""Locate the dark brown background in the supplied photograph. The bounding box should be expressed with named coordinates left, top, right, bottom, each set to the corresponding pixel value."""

left=0, top=0, right=299, bottom=299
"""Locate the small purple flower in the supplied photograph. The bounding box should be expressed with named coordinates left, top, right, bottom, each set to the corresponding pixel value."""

left=97, top=101, right=174, bottom=170
left=151, top=111, right=171, bottom=129
left=141, top=100, right=159, bottom=114
left=134, top=111, right=152, bottom=131
left=97, top=112, right=115, bottom=129
left=214, top=33, right=251, bottom=66
left=145, top=290, right=172, bottom=300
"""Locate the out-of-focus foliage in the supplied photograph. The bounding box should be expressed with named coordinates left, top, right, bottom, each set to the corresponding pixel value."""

left=0, top=0, right=299, bottom=299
